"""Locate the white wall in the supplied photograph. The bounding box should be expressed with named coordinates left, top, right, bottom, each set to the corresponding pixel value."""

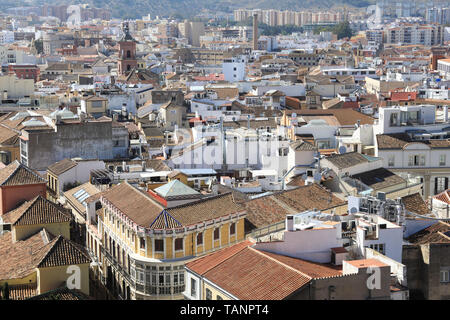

left=253, top=227, right=343, bottom=263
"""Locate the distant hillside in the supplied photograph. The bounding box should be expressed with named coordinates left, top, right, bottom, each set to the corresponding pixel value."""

left=0, top=0, right=375, bottom=19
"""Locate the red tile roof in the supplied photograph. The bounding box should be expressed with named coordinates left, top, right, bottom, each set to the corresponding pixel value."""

left=187, top=242, right=344, bottom=300
left=345, top=259, right=388, bottom=269
left=201, top=247, right=312, bottom=300
left=389, top=91, right=417, bottom=102
left=186, top=240, right=254, bottom=275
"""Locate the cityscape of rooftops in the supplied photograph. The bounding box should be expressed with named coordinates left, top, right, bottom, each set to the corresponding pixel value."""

left=0, top=0, right=449, bottom=312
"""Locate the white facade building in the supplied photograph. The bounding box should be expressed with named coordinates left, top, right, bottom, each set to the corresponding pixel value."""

left=355, top=215, right=403, bottom=263
left=375, top=105, right=450, bottom=198
left=223, top=55, right=247, bottom=82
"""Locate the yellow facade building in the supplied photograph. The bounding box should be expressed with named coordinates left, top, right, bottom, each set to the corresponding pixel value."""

left=0, top=196, right=91, bottom=299
left=93, top=182, right=246, bottom=300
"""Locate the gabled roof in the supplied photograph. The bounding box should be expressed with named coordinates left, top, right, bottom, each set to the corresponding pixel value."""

left=26, top=286, right=90, bottom=300
left=186, top=240, right=254, bottom=275
left=407, top=222, right=450, bottom=244
left=289, top=140, right=317, bottom=151
left=101, top=182, right=165, bottom=228
left=0, top=160, right=46, bottom=186
left=376, top=133, right=450, bottom=150
left=47, top=158, right=77, bottom=176
left=351, top=168, right=405, bottom=191
left=194, top=246, right=313, bottom=300
left=325, top=152, right=370, bottom=170
left=154, top=180, right=200, bottom=198
left=0, top=228, right=90, bottom=281
left=244, top=184, right=346, bottom=231
left=2, top=195, right=72, bottom=226
left=165, top=193, right=244, bottom=227
left=37, top=235, right=91, bottom=268
left=402, top=192, right=429, bottom=216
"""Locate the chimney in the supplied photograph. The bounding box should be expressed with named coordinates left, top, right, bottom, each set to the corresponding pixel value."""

left=252, top=14, right=258, bottom=51
left=286, top=215, right=294, bottom=232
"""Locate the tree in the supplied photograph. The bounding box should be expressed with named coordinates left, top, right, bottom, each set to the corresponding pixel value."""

left=334, top=21, right=353, bottom=40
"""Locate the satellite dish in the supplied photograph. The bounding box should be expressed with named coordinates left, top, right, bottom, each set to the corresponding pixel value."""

left=350, top=207, right=358, bottom=214
left=338, top=146, right=347, bottom=154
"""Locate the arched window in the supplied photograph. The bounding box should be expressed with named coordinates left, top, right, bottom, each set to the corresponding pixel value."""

left=127, top=50, right=131, bottom=58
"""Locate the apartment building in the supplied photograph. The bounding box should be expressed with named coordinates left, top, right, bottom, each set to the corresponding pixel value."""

left=375, top=105, right=450, bottom=198
left=384, top=24, right=444, bottom=46
left=94, top=182, right=246, bottom=300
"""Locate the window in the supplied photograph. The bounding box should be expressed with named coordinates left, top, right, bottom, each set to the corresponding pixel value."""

left=230, top=223, right=236, bottom=236
left=175, top=238, right=183, bottom=251
left=214, top=228, right=220, bottom=241
left=154, top=239, right=164, bottom=252
left=409, top=155, right=425, bottom=166
left=390, top=112, right=398, bottom=126
left=139, top=237, right=145, bottom=250
left=206, top=288, right=212, bottom=300
left=441, top=268, right=450, bottom=283
left=369, top=243, right=385, bottom=255
left=440, top=155, right=446, bottom=166
left=435, top=177, right=448, bottom=194
left=388, top=155, right=395, bottom=167
left=197, top=232, right=203, bottom=245
left=191, top=278, right=197, bottom=296
left=217, top=295, right=223, bottom=300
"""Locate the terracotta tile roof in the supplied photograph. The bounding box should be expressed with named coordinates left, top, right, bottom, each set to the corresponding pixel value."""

left=0, top=229, right=54, bottom=280
left=0, top=125, right=19, bottom=145
left=2, top=195, right=72, bottom=226
left=290, top=140, right=317, bottom=151
left=200, top=247, right=312, bottom=300
left=402, top=193, right=430, bottom=215
left=260, top=250, right=342, bottom=278
left=433, top=189, right=450, bottom=205
left=27, top=287, right=90, bottom=300
left=325, top=152, right=369, bottom=169
left=165, top=193, right=245, bottom=227
left=101, top=182, right=165, bottom=228
left=286, top=175, right=305, bottom=187
left=47, top=158, right=77, bottom=175
left=272, top=184, right=345, bottom=214
left=37, top=235, right=91, bottom=268
left=244, top=184, right=345, bottom=231
left=377, top=133, right=450, bottom=150
left=351, top=168, right=406, bottom=191
left=389, top=91, right=417, bottom=101
left=186, top=240, right=254, bottom=275
left=345, top=258, right=388, bottom=269
left=287, top=109, right=374, bottom=126
left=407, top=221, right=450, bottom=244
left=0, top=160, right=46, bottom=186
left=0, top=228, right=91, bottom=281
